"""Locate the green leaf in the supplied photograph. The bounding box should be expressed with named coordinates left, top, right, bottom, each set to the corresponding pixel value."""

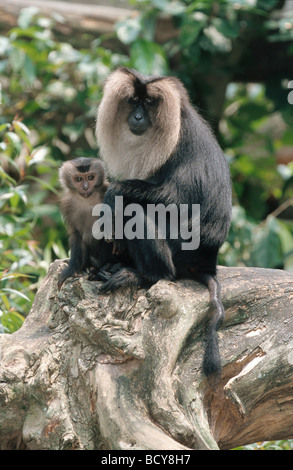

left=0, top=36, right=10, bottom=55
left=282, top=129, right=293, bottom=146
left=12, top=120, right=30, bottom=136
left=9, top=192, right=20, bottom=208
left=2, top=288, right=30, bottom=302
left=0, top=122, right=10, bottom=133
left=48, top=43, right=81, bottom=65
left=130, top=39, right=168, bottom=76
left=0, top=310, right=25, bottom=333
left=28, top=146, right=50, bottom=165
left=115, top=17, right=142, bottom=45
left=5, top=131, right=20, bottom=146
left=0, top=293, right=10, bottom=309
left=212, top=18, right=240, bottom=39
left=62, top=122, right=85, bottom=143
left=12, top=120, right=32, bottom=151
left=251, top=217, right=284, bottom=268
left=202, top=25, right=232, bottom=53
left=180, top=22, right=204, bottom=48
left=51, top=240, right=68, bottom=259
left=25, top=175, right=59, bottom=195
left=17, top=6, right=40, bottom=29
left=23, top=54, right=36, bottom=84
left=226, top=0, right=257, bottom=9
left=5, top=131, right=21, bottom=155
left=257, top=0, right=279, bottom=11
left=0, top=168, right=17, bottom=185
left=151, top=0, right=185, bottom=14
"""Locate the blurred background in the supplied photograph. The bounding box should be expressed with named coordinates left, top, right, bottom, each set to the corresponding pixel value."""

left=0, top=0, right=293, bottom=339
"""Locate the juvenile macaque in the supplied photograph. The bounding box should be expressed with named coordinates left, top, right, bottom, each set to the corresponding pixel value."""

left=58, top=157, right=111, bottom=289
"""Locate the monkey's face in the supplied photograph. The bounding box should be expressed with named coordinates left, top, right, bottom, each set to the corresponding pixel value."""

left=96, top=67, right=183, bottom=179
left=59, top=158, right=107, bottom=199
left=126, top=96, right=158, bottom=136
left=72, top=172, right=99, bottom=198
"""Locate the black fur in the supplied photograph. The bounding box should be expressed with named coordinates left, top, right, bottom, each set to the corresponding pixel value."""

left=98, top=70, right=232, bottom=380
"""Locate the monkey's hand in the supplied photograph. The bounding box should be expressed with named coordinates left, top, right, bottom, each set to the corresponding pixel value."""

left=104, top=179, right=172, bottom=207
left=112, top=239, right=125, bottom=256
left=58, top=264, right=81, bottom=290
left=58, top=271, right=68, bottom=290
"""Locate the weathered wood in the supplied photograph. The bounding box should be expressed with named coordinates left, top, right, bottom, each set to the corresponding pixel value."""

left=0, top=0, right=176, bottom=43
left=0, top=0, right=132, bottom=32
left=0, top=261, right=293, bottom=450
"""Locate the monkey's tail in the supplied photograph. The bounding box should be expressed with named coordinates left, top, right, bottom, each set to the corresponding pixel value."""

left=197, top=273, right=225, bottom=381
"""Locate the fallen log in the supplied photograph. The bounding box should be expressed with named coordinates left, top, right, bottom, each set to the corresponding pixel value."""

left=0, top=261, right=293, bottom=450
left=0, top=0, right=176, bottom=43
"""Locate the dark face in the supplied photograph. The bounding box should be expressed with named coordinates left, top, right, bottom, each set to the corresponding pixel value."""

left=127, top=96, right=158, bottom=136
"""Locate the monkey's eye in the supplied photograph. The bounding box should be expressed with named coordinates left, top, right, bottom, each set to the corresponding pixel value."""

left=88, top=175, right=95, bottom=181
left=75, top=176, right=82, bottom=183
left=128, top=96, right=140, bottom=105
left=144, top=97, right=157, bottom=106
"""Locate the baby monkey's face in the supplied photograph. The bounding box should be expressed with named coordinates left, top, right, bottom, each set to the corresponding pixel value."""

left=72, top=171, right=98, bottom=198
left=59, top=157, right=107, bottom=200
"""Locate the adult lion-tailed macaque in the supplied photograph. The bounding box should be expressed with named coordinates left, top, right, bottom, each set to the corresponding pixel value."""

left=96, top=67, right=232, bottom=379
left=58, top=157, right=113, bottom=290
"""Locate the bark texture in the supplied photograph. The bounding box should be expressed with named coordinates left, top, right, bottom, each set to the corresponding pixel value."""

left=1, top=261, right=293, bottom=450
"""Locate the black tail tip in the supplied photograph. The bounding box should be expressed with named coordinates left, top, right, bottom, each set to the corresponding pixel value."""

left=203, top=354, right=222, bottom=388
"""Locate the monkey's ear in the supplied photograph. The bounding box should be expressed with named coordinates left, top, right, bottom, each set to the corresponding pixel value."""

left=58, top=164, right=66, bottom=187
left=59, top=161, right=75, bottom=189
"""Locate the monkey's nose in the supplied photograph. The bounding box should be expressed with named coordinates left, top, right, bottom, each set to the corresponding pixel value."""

left=134, top=114, right=143, bottom=121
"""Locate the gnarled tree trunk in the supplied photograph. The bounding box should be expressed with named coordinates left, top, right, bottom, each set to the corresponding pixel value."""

left=0, top=261, right=293, bottom=450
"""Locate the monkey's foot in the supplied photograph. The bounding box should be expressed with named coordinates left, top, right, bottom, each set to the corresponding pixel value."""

left=98, top=267, right=152, bottom=293
left=95, top=270, right=112, bottom=282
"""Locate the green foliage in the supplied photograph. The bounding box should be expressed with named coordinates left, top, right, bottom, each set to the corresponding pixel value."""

left=0, top=1, right=293, bottom=330
left=235, top=439, right=293, bottom=450
left=0, top=7, right=128, bottom=162
left=220, top=206, right=293, bottom=270
left=115, top=10, right=168, bottom=74
left=0, top=9, right=129, bottom=331
left=0, top=118, right=64, bottom=332
left=124, top=0, right=289, bottom=71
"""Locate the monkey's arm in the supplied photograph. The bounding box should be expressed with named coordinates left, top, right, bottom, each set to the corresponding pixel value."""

left=104, top=179, right=174, bottom=208
left=58, top=230, right=84, bottom=290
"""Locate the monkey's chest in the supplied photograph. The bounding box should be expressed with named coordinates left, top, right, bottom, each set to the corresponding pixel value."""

left=75, top=205, right=97, bottom=243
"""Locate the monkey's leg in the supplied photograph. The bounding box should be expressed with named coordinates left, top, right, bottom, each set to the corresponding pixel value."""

left=100, top=186, right=177, bottom=292
left=58, top=231, right=84, bottom=290
left=99, top=237, right=176, bottom=293
left=196, top=272, right=225, bottom=380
